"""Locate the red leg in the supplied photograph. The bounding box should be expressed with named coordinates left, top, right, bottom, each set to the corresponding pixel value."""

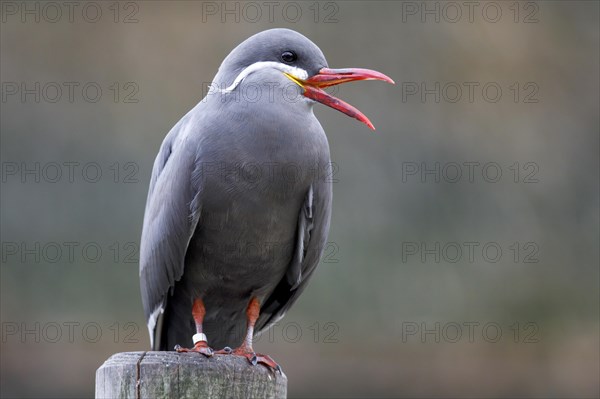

left=216, top=297, right=281, bottom=372
left=175, top=298, right=213, bottom=356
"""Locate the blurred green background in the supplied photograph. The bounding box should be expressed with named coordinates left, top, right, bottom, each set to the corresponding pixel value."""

left=1, top=1, right=598, bottom=398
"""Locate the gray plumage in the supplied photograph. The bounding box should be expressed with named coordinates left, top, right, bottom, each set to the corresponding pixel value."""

left=140, top=29, right=332, bottom=350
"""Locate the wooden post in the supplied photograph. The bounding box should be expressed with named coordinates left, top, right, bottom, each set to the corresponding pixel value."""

left=96, top=352, right=287, bottom=399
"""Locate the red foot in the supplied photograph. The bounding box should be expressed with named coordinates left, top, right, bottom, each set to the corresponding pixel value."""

left=175, top=341, right=213, bottom=357
left=216, top=346, right=282, bottom=373
left=243, top=352, right=281, bottom=373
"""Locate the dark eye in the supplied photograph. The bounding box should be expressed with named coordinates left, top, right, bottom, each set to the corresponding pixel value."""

left=281, top=51, right=297, bottom=63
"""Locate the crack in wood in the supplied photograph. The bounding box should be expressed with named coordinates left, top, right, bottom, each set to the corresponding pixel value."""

left=135, top=351, right=147, bottom=399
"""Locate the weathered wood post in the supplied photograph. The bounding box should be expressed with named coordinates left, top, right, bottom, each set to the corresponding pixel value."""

left=96, top=352, right=287, bottom=399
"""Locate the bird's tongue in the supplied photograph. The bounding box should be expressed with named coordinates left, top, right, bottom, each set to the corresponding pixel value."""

left=302, top=68, right=395, bottom=130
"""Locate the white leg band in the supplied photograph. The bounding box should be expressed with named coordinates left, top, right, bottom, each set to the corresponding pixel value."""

left=193, top=333, right=208, bottom=344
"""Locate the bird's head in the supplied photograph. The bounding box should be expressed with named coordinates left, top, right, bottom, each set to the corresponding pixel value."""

left=210, top=28, right=394, bottom=130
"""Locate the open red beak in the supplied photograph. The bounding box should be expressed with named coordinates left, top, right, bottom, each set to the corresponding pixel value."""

left=288, top=67, right=394, bottom=130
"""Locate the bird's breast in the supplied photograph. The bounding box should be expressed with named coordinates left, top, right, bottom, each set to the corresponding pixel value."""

left=184, top=128, right=327, bottom=298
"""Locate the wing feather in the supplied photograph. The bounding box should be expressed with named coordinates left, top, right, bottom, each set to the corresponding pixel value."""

left=256, top=178, right=332, bottom=332
left=139, top=117, right=201, bottom=349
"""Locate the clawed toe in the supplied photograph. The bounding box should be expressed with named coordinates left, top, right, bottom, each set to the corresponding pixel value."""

left=214, top=346, right=232, bottom=354
left=213, top=344, right=282, bottom=372
left=175, top=342, right=214, bottom=357
left=240, top=351, right=282, bottom=373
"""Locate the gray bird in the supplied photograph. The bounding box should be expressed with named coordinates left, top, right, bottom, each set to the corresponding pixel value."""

left=139, top=28, right=393, bottom=370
